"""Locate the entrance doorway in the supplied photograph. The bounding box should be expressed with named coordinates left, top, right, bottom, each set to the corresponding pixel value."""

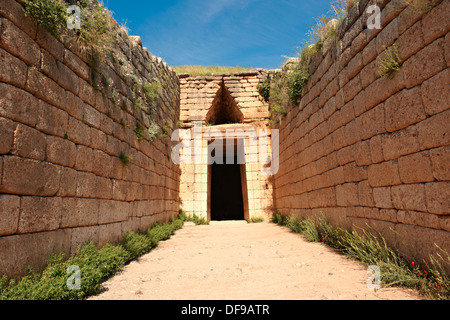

left=208, top=139, right=248, bottom=221
left=210, top=156, right=245, bottom=220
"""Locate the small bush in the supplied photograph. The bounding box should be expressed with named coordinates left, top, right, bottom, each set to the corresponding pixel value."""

left=287, top=62, right=310, bottom=104
left=134, top=122, right=145, bottom=141
left=71, top=0, right=119, bottom=55
left=378, top=44, right=403, bottom=79
left=24, top=0, right=68, bottom=39
left=257, top=78, right=271, bottom=102
left=25, top=0, right=119, bottom=56
left=161, top=121, right=171, bottom=139
left=121, top=232, right=155, bottom=261
left=271, top=103, right=287, bottom=116
left=271, top=211, right=288, bottom=226
left=119, top=151, right=132, bottom=166
left=133, top=97, right=146, bottom=111
left=249, top=217, right=264, bottom=224
left=178, top=210, right=209, bottom=225
left=147, top=121, right=161, bottom=142
left=142, top=79, right=162, bottom=105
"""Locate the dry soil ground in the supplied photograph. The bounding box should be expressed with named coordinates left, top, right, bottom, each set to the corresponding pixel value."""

left=89, top=221, right=423, bottom=300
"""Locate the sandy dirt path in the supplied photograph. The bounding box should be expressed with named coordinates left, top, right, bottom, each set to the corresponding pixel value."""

left=89, top=221, right=422, bottom=300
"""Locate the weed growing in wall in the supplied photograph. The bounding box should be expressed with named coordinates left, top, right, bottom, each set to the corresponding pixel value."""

left=378, top=44, right=403, bottom=79
left=142, top=79, right=163, bottom=114
left=134, top=122, right=145, bottom=141
left=72, top=0, right=118, bottom=55
left=24, top=0, right=119, bottom=56
left=161, top=121, right=172, bottom=139
left=257, top=78, right=271, bottom=102
left=119, top=151, right=133, bottom=166
left=24, top=0, right=68, bottom=39
left=147, top=121, right=161, bottom=142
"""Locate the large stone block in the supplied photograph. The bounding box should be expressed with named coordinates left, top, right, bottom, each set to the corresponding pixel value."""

left=0, top=47, right=27, bottom=87
left=67, top=116, right=92, bottom=146
left=18, top=196, right=62, bottom=233
left=56, top=60, right=80, bottom=95
left=373, top=187, right=393, bottom=209
left=391, top=184, right=427, bottom=212
left=0, top=229, right=70, bottom=279
left=429, top=146, right=450, bottom=181
left=368, top=161, right=401, bottom=187
left=57, top=166, right=78, bottom=197
left=397, top=210, right=440, bottom=230
left=61, top=198, right=99, bottom=228
left=0, top=194, right=20, bottom=236
left=336, top=183, right=358, bottom=206
left=98, top=200, right=130, bottom=224
left=95, top=176, right=113, bottom=199
left=64, top=48, right=90, bottom=82
left=46, top=135, right=77, bottom=167
left=98, top=222, right=123, bottom=248
left=425, top=182, right=450, bottom=215
left=398, top=151, right=434, bottom=184
left=382, top=126, right=420, bottom=161
left=92, top=149, right=112, bottom=177
left=369, top=134, right=384, bottom=164
left=421, top=0, right=450, bottom=45
left=403, top=38, right=446, bottom=89
left=36, top=100, right=69, bottom=138
left=0, top=0, right=37, bottom=40
left=75, top=145, right=94, bottom=172
left=75, top=171, right=98, bottom=198
left=26, top=67, right=65, bottom=108
left=1, top=156, right=60, bottom=196
left=417, top=109, right=450, bottom=150
left=360, top=103, right=386, bottom=140
left=384, top=87, right=426, bottom=133
left=0, top=83, right=38, bottom=127
left=421, top=68, right=450, bottom=116
left=35, top=24, right=65, bottom=61
left=11, top=123, right=47, bottom=161
left=0, top=117, right=14, bottom=154
left=0, top=18, right=40, bottom=66
left=397, top=20, right=424, bottom=62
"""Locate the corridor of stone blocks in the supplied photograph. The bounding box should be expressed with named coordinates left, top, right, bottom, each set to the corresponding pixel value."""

left=178, top=71, right=275, bottom=222
left=1, top=0, right=449, bottom=287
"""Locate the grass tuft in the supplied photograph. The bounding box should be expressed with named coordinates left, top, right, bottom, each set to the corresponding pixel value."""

left=178, top=210, right=209, bottom=225
left=118, top=151, right=132, bottom=166
left=378, top=44, right=403, bottom=79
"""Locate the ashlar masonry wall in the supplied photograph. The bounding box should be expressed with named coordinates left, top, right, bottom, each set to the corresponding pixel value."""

left=273, top=0, right=449, bottom=264
left=0, top=0, right=180, bottom=278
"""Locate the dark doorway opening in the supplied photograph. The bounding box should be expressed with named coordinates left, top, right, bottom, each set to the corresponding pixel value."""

left=210, top=155, right=245, bottom=221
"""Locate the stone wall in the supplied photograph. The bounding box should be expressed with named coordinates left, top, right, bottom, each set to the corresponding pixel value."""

left=0, top=0, right=180, bottom=278
left=178, top=71, right=275, bottom=221
left=273, top=0, right=449, bottom=263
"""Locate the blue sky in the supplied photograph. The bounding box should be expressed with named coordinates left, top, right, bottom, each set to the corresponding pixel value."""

left=103, top=0, right=335, bottom=69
